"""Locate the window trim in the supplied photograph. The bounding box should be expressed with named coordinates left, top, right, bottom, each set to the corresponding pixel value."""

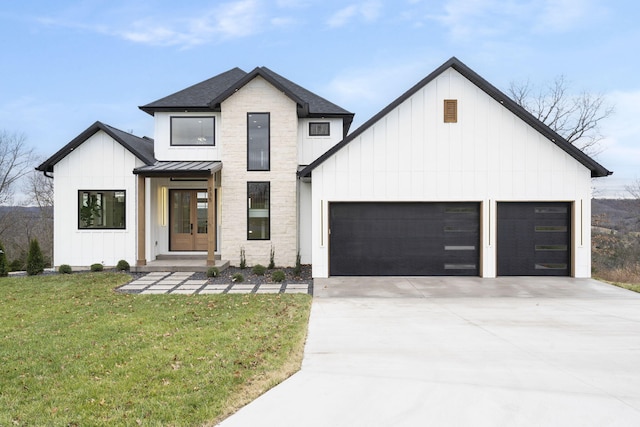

left=247, top=181, right=270, bottom=240
left=247, top=112, right=270, bottom=171
left=78, top=190, right=126, bottom=230
left=309, top=121, right=330, bottom=136
left=170, top=116, right=216, bottom=146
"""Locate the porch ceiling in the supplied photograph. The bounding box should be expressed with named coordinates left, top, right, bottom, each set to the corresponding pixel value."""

left=133, top=161, right=222, bottom=177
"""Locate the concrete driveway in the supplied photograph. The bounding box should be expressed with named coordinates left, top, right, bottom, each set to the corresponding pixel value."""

left=218, top=277, right=640, bottom=426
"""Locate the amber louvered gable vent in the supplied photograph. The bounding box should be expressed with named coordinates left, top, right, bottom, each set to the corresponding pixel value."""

left=444, top=99, right=457, bottom=123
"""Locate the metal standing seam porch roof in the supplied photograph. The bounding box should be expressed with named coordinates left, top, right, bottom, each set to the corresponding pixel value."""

left=298, top=57, right=613, bottom=179
left=133, top=161, right=222, bottom=177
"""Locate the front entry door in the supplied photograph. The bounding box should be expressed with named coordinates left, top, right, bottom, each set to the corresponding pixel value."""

left=170, top=190, right=208, bottom=251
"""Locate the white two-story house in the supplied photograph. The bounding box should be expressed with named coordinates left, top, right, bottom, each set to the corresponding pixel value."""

left=37, top=67, right=354, bottom=270
left=38, top=57, right=611, bottom=279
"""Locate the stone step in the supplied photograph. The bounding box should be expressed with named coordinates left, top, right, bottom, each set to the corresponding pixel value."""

left=132, top=259, right=230, bottom=273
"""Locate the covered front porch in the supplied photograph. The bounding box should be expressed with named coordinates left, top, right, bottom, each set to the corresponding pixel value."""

left=133, top=160, right=229, bottom=270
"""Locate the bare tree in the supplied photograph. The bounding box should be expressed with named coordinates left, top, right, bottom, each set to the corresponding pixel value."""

left=625, top=178, right=640, bottom=199
left=0, top=130, right=34, bottom=205
left=22, top=166, right=54, bottom=264
left=24, top=164, right=54, bottom=209
left=508, top=75, right=614, bottom=155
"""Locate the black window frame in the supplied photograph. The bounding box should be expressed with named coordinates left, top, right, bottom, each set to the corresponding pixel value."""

left=170, top=116, right=216, bottom=146
left=247, top=182, right=270, bottom=240
left=78, top=190, right=126, bottom=230
left=309, top=121, right=330, bottom=136
left=247, top=112, right=270, bottom=171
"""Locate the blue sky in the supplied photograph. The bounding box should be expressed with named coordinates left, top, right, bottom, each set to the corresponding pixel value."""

left=1, top=0, right=638, bottom=197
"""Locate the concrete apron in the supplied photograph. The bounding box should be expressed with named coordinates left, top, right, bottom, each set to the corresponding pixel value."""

left=218, top=277, right=640, bottom=427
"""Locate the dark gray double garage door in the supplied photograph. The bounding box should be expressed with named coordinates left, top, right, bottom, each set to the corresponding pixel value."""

left=329, top=202, right=570, bottom=276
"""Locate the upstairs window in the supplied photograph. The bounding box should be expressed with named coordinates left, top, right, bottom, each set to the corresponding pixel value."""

left=248, top=113, right=270, bottom=170
left=78, top=190, right=126, bottom=229
left=171, top=117, right=215, bottom=146
left=309, top=122, right=330, bottom=136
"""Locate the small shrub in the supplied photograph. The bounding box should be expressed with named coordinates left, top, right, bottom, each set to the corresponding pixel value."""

left=90, top=263, right=104, bottom=272
left=58, top=264, right=73, bottom=274
left=293, top=252, right=302, bottom=277
left=268, top=245, right=275, bottom=269
left=9, top=259, right=23, bottom=272
left=252, top=264, right=266, bottom=276
left=271, top=270, right=285, bottom=282
left=116, top=260, right=130, bottom=271
left=0, top=241, right=8, bottom=277
left=232, top=273, right=244, bottom=283
left=239, top=247, right=246, bottom=269
left=207, top=267, right=219, bottom=277
left=26, top=239, right=45, bottom=276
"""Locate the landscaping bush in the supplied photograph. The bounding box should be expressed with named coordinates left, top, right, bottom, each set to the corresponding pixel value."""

left=26, top=239, right=45, bottom=276
left=90, top=263, right=104, bottom=272
left=0, top=241, right=8, bottom=277
left=271, top=270, right=285, bottom=283
left=232, top=273, right=244, bottom=283
left=268, top=245, right=275, bottom=269
left=116, top=260, right=130, bottom=271
left=207, top=266, right=219, bottom=277
left=239, top=247, right=246, bottom=269
left=252, top=264, right=266, bottom=276
left=58, top=264, right=73, bottom=274
left=9, top=259, right=23, bottom=272
left=293, top=252, right=302, bottom=277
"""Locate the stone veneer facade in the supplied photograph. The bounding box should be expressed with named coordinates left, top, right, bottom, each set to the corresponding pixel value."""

left=220, top=76, right=299, bottom=267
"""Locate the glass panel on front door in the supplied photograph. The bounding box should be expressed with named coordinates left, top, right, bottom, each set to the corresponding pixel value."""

left=170, top=190, right=209, bottom=251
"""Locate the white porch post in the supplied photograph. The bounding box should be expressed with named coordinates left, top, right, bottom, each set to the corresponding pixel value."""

left=136, top=174, right=146, bottom=266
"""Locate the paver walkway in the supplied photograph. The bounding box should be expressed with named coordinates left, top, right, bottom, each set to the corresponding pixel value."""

left=117, top=271, right=310, bottom=295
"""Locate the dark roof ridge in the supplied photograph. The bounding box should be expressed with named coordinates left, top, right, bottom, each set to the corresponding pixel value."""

left=139, top=67, right=248, bottom=114
left=36, top=121, right=156, bottom=173
left=298, top=56, right=612, bottom=178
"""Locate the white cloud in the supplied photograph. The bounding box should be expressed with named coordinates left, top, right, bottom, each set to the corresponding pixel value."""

left=37, top=0, right=266, bottom=49
left=327, top=1, right=382, bottom=28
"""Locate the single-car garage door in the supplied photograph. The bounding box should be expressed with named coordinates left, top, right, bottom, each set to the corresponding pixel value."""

left=329, top=202, right=479, bottom=276
left=497, top=202, right=571, bottom=276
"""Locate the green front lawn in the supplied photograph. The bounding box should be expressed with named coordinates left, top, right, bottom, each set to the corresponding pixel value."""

left=0, top=273, right=311, bottom=426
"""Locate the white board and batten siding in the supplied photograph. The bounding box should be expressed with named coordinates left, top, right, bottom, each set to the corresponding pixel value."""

left=311, top=68, right=593, bottom=278
left=53, top=131, right=145, bottom=268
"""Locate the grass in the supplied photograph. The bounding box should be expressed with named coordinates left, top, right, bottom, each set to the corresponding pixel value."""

left=594, top=265, right=640, bottom=293
left=0, top=273, right=312, bottom=426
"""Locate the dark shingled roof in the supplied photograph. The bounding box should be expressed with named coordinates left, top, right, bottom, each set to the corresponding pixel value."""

left=139, top=68, right=247, bottom=113
left=140, top=66, right=354, bottom=137
left=36, top=121, right=156, bottom=173
left=299, top=57, right=612, bottom=179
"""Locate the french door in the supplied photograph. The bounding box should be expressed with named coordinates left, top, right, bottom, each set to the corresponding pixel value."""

left=170, top=190, right=209, bottom=251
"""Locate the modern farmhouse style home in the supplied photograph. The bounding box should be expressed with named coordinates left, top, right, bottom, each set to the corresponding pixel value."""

left=37, top=57, right=611, bottom=278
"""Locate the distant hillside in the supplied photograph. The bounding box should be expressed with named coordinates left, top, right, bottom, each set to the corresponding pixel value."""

left=592, top=199, right=640, bottom=233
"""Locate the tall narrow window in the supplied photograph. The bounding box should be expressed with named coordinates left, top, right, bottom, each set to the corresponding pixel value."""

left=248, top=113, right=270, bottom=170
left=444, top=99, right=458, bottom=123
left=247, top=182, right=270, bottom=240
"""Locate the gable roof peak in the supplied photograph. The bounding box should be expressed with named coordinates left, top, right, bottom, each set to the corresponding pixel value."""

left=36, top=121, right=156, bottom=173
left=299, top=56, right=611, bottom=178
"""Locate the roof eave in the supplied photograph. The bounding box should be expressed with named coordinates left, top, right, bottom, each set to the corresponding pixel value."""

left=298, top=56, right=613, bottom=178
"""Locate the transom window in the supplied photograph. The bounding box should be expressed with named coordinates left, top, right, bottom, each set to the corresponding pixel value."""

left=309, top=122, right=330, bottom=136
left=247, top=182, right=270, bottom=240
left=78, top=190, right=126, bottom=229
left=247, top=113, right=270, bottom=170
left=171, top=117, right=215, bottom=146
